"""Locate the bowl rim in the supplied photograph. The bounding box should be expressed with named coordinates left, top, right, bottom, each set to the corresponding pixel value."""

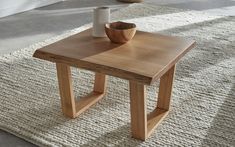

left=105, top=21, right=136, bottom=31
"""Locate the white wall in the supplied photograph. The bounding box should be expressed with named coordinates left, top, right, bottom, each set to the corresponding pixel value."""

left=0, top=0, right=62, bottom=18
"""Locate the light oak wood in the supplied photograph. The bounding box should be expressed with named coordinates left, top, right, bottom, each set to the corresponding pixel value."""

left=74, top=91, right=105, bottom=117
left=94, top=73, right=107, bottom=93
left=130, top=65, right=176, bottom=140
left=105, top=21, right=136, bottom=43
left=34, top=29, right=195, bottom=140
left=130, top=81, right=147, bottom=140
left=56, top=63, right=107, bottom=118
left=56, top=63, right=76, bottom=117
left=157, top=65, right=175, bottom=110
left=147, top=108, right=169, bottom=137
left=34, top=29, right=195, bottom=85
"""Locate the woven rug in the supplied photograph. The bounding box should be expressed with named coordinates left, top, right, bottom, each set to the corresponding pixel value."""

left=0, top=4, right=234, bottom=147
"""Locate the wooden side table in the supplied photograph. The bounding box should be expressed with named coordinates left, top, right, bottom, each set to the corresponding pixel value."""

left=33, top=29, right=195, bottom=140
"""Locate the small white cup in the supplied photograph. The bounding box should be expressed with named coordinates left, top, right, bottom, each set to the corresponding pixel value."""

left=92, top=7, right=110, bottom=37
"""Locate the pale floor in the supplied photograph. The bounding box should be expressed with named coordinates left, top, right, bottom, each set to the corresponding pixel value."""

left=0, top=0, right=234, bottom=146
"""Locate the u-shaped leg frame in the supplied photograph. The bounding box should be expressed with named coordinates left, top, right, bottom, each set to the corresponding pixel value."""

left=56, top=62, right=175, bottom=140
left=56, top=63, right=107, bottom=118
left=130, top=65, right=175, bottom=140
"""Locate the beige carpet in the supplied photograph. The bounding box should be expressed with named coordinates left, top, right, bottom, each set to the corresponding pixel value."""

left=0, top=4, right=234, bottom=147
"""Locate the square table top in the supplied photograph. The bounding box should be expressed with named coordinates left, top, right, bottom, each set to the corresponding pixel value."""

left=33, top=29, right=195, bottom=85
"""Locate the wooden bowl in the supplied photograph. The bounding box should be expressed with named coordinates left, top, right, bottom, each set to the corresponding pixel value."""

left=105, top=21, right=136, bottom=44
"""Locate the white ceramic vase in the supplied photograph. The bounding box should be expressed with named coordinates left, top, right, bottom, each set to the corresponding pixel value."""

left=92, top=7, right=110, bottom=37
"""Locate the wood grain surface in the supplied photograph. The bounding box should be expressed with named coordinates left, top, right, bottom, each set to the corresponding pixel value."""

left=34, top=29, right=195, bottom=85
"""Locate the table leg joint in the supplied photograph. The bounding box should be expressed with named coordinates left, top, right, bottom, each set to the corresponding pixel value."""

left=56, top=63, right=107, bottom=118
left=147, top=108, right=169, bottom=137
left=130, top=65, right=176, bottom=140
left=74, top=91, right=105, bottom=118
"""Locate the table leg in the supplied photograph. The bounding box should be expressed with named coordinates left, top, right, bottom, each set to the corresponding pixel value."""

left=56, top=63, right=76, bottom=118
left=130, top=81, right=147, bottom=140
left=56, top=63, right=107, bottom=118
left=94, top=73, right=107, bottom=93
left=157, top=65, right=175, bottom=110
left=130, top=65, right=175, bottom=140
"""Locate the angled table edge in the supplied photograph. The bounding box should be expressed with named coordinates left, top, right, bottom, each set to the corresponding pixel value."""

left=150, top=40, right=196, bottom=85
left=33, top=50, right=153, bottom=85
left=33, top=32, right=196, bottom=85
